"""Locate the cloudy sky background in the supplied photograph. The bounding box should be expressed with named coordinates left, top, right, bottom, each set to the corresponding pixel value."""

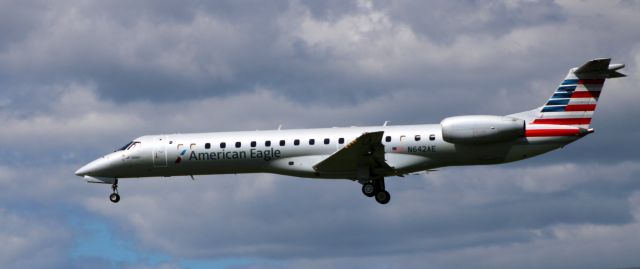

left=0, top=0, right=639, bottom=268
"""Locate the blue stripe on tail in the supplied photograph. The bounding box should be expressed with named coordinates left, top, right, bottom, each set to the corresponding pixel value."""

left=552, top=92, right=573, bottom=99
left=561, top=79, right=579, bottom=85
left=557, top=85, right=577, bottom=92
left=546, top=99, right=570, bottom=105
left=541, top=106, right=567, bottom=112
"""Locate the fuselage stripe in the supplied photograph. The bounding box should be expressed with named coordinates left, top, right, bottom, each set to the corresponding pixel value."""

left=532, top=118, right=592, bottom=125
left=525, top=129, right=581, bottom=137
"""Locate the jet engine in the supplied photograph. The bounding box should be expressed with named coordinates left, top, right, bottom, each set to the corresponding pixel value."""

left=440, top=115, right=525, bottom=144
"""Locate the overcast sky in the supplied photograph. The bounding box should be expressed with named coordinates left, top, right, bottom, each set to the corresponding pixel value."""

left=1, top=0, right=639, bottom=268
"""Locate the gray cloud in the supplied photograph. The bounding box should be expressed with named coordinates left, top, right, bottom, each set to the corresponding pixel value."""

left=3, top=0, right=637, bottom=105
left=0, top=1, right=639, bottom=268
left=0, top=207, right=71, bottom=268
left=375, top=0, right=567, bottom=42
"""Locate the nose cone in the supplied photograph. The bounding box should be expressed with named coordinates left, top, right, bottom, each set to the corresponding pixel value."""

left=75, top=155, right=118, bottom=177
left=74, top=164, right=90, bottom=176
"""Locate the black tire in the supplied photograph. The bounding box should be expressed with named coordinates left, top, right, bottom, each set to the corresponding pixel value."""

left=374, top=190, right=390, bottom=204
left=362, top=183, right=376, bottom=197
left=109, top=193, right=121, bottom=203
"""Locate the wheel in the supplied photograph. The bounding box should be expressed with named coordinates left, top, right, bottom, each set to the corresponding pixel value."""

left=362, top=183, right=376, bottom=197
left=374, top=190, right=390, bottom=204
left=109, top=193, right=121, bottom=203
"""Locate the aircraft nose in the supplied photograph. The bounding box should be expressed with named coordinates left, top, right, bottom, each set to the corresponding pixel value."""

left=74, top=165, right=89, bottom=176
left=75, top=156, right=117, bottom=177
left=75, top=159, right=100, bottom=177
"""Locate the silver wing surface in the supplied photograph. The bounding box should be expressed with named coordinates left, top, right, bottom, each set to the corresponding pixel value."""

left=313, top=131, right=393, bottom=176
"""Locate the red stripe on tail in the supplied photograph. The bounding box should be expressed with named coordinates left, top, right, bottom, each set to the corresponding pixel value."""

left=571, top=91, right=601, bottom=98
left=565, top=104, right=596, bottom=111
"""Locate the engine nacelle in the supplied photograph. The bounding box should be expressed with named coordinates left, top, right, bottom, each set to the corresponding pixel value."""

left=441, top=115, right=525, bottom=144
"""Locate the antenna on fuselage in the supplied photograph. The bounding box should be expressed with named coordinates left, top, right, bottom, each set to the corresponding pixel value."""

left=278, top=124, right=283, bottom=130
left=383, top=121, right=390, bottom=126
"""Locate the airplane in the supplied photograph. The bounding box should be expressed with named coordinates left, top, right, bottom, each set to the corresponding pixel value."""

left=75, top=58, right=625, bottom=204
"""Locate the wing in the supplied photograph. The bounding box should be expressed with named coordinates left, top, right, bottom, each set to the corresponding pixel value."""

left=312, top=131, right=392, bottom=176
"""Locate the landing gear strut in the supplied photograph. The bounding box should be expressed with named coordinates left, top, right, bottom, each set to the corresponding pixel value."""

left=361, top=178, right=390, bottom=204
left=109, top=179, right=120, bottom=203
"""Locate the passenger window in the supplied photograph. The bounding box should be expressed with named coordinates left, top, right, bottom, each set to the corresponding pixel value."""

left=205, top=143, right=211, bottom=149
left=220, top=142, right=226, bottom=149
left=251, top=141, right=256, bottom=147
left=429, top=134, right=436, bottom=141
left=280, top=140, right=285, bottom=146
left=190, top=143, right=196, bottom=150
left=338, top=138, right=345, bottom=144
left=324, top=138, right=330, bottom=145
left=235, top=142, right=241, bottom=148
left=265, top=140, right=271, bottom=147
left=309, top=139, right=315, bottom=145
left=415, top=135, right=421, bottom=141
left=400, top=135, right=406, bottom=142
left=385, top=136, right=391, bottom=142
left=294, top=139, right=300, bottom=146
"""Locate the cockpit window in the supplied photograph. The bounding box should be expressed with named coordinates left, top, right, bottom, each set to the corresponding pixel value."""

left=117, top=141, right=133, bottom=151
left=127, top=141, right=141, bottom=150
left=116, top=141, right=141, bottom=151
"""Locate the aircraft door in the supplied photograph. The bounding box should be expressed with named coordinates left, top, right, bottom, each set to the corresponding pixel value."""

left=153, top=136, right=168, bottom=167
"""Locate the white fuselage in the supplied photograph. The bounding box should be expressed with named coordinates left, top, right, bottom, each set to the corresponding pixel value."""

left=76, top=123, right=579, bottom=181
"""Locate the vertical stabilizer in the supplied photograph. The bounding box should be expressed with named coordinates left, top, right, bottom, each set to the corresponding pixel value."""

left=531, top=58, right=625, bottom=128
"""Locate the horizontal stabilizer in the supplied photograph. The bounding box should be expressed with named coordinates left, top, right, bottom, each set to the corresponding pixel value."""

left=574, top=58, right=626, bottom=78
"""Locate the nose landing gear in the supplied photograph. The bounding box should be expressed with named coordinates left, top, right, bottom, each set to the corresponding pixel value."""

left=109, top=179, right=120, bottom=203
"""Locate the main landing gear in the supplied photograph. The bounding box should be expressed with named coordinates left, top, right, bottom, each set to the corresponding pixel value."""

left=109, top=179, right=120, bottom=203
left=361, top=178, right=390, bottom=204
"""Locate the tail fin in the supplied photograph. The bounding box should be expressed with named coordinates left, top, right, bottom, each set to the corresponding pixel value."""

left=531, top=58, right=625, bottom=128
